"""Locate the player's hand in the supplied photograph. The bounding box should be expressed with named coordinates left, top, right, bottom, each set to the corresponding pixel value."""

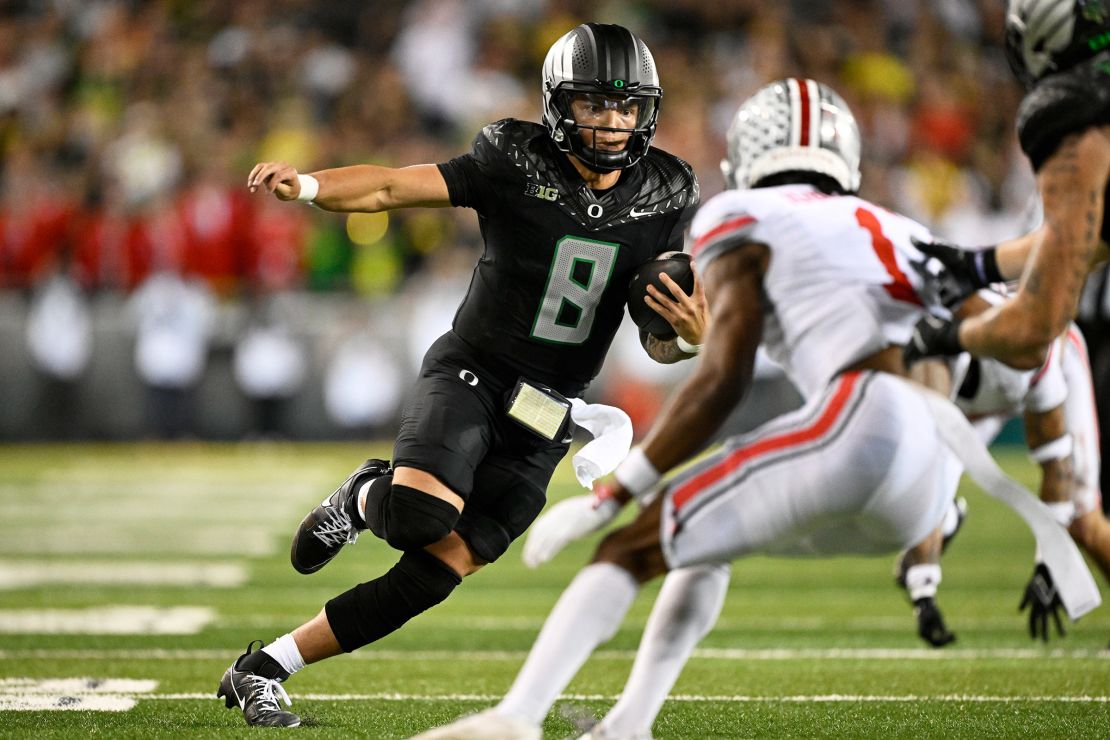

left=1019, top=562, right=1066, bottom=641
left=910, top=236, right=990, bottom=308
left=522, top=483, right=624, bottom=569
left=912, top=597, right=956, bottom=648
left=247, top=161, right=302, bottom=201
left=645, top=265, right=708, bottom=347
left=903, top=315, right=964, bottom=366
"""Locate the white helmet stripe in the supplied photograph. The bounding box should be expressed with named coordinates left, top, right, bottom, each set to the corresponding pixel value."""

left=787, top=78, right=803, bottom=147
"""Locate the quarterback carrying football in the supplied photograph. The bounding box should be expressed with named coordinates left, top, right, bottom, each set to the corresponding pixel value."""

left=218, top=23, right=705, bottom=728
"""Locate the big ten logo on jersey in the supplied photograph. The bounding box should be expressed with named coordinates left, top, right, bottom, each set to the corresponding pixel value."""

left=525, top=183, right=560, bottom=202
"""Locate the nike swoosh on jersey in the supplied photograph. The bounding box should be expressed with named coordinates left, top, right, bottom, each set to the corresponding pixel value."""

left=629, top=207, right=657, bottom=218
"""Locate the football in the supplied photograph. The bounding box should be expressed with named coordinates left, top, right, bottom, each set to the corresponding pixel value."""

left=627, top=251, right=695, bottom=339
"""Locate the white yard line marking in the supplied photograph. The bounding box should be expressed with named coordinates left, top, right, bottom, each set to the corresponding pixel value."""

left=0, top=678, right=157, bottom=712
left=0, top=696, right=139, bottom=711
left=1, top=647, right=1106, bottom=661
left=0, top=561, right=247, bottom=589
left=0, top=606, right=215, bottom=635
left=0, top=679, right=157, bottom=692
left=147, top=692, right=1110, bottom=703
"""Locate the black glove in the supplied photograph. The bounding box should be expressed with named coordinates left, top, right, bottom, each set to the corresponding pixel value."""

left=903, top=315, right=964, bottom=366
left=910, top=236, right=1002, bottom=308
left=1019, top=562, right=1066, bottom=642
left=913, top=597, right=956, bottom=648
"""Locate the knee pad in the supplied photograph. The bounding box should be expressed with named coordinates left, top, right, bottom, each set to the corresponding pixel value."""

left=325, top=550, right=462, bottom=652
left=366, top=483, right=460, bottom=552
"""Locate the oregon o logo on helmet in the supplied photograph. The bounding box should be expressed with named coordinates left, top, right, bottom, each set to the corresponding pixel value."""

left=612, top=79, right=625, bottom=88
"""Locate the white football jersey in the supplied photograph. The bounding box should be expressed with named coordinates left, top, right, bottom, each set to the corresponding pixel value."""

left=691, top=184, right=933, bottom=398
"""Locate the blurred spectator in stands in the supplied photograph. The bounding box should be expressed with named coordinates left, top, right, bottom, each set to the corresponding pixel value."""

left=233, top=294, right=307, bottom=438
left=128, top=271, right=215, bottom=438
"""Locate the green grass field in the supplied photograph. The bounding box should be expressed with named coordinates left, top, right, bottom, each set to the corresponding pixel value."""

left=0, top=443, right=1107, bottom=738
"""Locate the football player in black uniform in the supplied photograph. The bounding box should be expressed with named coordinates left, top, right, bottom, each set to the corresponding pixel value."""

left=907, top=0, right=1110, bottom=370
left=217, top=23, right=702, bottom=728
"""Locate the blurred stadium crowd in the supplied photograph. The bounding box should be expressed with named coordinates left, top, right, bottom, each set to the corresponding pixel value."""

left=0, top=0, right=1106, bottom=447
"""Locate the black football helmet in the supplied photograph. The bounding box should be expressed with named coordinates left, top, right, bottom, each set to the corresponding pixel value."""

left=1005, top=0, right=1110, bottom=88
left=541, top=23, right=661, bottom=172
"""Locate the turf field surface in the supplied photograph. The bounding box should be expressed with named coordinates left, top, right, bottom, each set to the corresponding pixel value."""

left=0, top=443, right=1107, bottom=738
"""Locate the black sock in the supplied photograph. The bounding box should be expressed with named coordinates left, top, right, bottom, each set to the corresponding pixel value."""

left=348, top=474, right=391, bottom=529
left=324, top=550, right=462, bottom=652
left=236, top=642, right=291, bottom=681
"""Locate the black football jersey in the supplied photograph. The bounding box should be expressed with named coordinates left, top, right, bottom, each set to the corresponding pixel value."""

left=1016, top=51, right=1110, bottom=243
left=436, top=119, right=698, bottom=397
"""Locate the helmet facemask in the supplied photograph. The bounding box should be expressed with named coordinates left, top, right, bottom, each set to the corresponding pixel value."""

left=547, top=83, right=660, bottom=172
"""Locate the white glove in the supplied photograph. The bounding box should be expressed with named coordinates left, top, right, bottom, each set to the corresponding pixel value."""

left=522, top=494, right=621, bottom=569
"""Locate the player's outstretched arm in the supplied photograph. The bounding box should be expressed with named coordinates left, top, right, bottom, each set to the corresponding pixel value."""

left=248, top=161, right=452, bottom=212
left=958, top=128, right=1110, bottom=368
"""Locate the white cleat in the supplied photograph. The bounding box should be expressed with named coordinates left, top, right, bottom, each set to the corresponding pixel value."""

left=409, top=708, right=541, bottom=740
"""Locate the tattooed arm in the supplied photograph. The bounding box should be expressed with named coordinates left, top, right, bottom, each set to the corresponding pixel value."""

left=959, top=126, right=1110, bottom=369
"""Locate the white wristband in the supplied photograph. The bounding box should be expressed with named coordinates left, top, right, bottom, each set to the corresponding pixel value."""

left=676, top=336, right=701, bottom=354
left=1029, top=434, right=1072, bottom=464
left=296, top=174, right=320, bottom=203
left=613, top=447, right=661, bottom=499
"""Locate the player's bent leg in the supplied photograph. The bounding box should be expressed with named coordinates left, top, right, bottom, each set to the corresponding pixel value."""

left=290, top=457, right=391, bottom=574
left=894, top=528, right=956, bottom=648
left=595, top=563, right=730, bottom=740
left=360, top=467, right=464, bottom=552
left=324, top=548, right=463, bottom=653
left=1069, top=510, right=1110, bottom=582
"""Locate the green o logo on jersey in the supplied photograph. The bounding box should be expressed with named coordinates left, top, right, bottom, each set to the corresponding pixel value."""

left=612, top=79, right=625, bottom=88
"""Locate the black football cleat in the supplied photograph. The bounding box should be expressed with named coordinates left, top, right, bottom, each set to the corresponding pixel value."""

left=217, top=641, right=300, bottom=727
left=290, top=458, right=391, bottom=574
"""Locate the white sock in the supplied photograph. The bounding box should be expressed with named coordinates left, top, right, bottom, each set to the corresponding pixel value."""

left=905, top=564, right=942, bottom=601
left=357, top=476, right=389, bottom=526
left=261, top=633, right=305, bottom=676
left=497, top=562, right=639, bottom=725
left=941, top=499, right=961, bottom=539
left=598, top=563, right=730, bottom=738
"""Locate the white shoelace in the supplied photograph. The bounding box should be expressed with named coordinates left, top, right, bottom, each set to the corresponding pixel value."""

left=312, top=508, right=359, bottom=548
left=245, top=674, right=292, bottom=710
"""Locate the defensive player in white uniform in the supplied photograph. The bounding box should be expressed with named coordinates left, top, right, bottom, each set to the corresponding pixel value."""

left=940, top=294, right=1109, bottom=639
left=413, top=78, right=969, bottom=740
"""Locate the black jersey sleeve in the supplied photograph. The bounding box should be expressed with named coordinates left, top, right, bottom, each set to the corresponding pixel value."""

left=668, top=196, right=699, bottom=253
left=1017, top=52, right=1110, bottom=172
left=436, top=122, right=518, bottom=215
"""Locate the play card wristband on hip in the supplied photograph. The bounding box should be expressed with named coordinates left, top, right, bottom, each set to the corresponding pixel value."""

left=614, top=447, right=661, bottom=501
